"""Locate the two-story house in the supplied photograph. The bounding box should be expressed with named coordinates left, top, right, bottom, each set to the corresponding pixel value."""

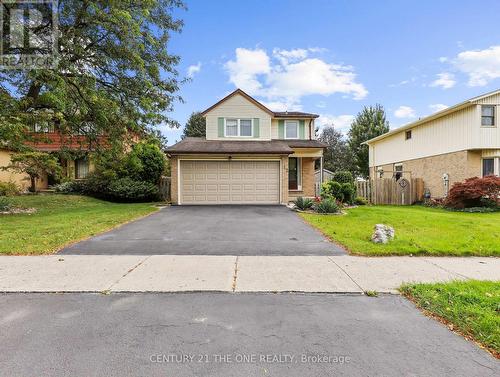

left=365, top=89, right=500, bottom=198
left=0, top=122, right=96, bottom=191
left=166, top=89, right=326, bottom=205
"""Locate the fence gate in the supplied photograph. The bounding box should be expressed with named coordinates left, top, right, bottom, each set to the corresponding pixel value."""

left=372, top=178, right=424, bottom=205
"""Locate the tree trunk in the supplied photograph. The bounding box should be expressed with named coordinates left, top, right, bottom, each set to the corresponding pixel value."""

left=30, top=176, right=36, bottom=193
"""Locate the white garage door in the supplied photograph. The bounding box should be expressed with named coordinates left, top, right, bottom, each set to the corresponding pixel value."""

left=180, top=160, right=280, bottom=204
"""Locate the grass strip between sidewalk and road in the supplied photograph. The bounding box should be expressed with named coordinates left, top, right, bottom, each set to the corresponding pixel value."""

left=401, top=280, right=500, bottom=358
left=300, top=205, right=500, bottom=256
left=0, top=194, right=159, bottom=255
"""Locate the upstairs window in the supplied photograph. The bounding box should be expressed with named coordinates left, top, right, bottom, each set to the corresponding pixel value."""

left=285, top=120, right=298, bottom=139
left=225, top=118, right=253, bottom=137
left=240, top=119, right=252, bottom=137
left=405, top=130, right=412, bottom=140
left=30, top=121, right=55, bottom=133
left=225, top=118, right=238, bottom=136
left=481, top=105, right=495, bottom=126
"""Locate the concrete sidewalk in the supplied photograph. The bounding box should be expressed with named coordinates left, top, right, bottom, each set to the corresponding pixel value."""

left=0, top=255, right=498, bottom=293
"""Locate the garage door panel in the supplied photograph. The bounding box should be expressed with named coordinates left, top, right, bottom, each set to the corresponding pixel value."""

left=180, top=160, right=279, bottom=204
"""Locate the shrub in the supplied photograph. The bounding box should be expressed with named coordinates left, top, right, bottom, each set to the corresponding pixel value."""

left=294, top=196, right=314, bottom=210
left=314, top=198, right=340, bottom=214
left=423, top=198, right=445, bottom=208
left=106, top=177, right=159, bottom=202
left=321, top=180, right=343, bottom=201
left=124, top=143, right=165, bottom=184
left=0, top=182, right=20, bottom=196
left=444, top=176, right=500, bottom=209
left=341, top=182, right=356, bottom=204
left=0, top=197, right=13, bottom=212
left=354, top=196, right=368, bottom=205
left=332, top=171, right=354, bottom=184
left=54, top=180, right=87, bottom=194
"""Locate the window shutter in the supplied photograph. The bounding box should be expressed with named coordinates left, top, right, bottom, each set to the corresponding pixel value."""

left=218, top=117, right=224, bottom=137
left=299, top=120, right=305, bottom=139
left=253, top=118, right=260, bottom=138
left=278, top=120, right=284, bottom=139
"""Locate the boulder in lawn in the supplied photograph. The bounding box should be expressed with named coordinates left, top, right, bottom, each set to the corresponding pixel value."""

left=371, top=224, right=395, bottom=244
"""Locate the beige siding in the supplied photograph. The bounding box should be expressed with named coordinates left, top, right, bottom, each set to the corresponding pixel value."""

left=270, top=119, right=315, bottom=139
left=370, top=98, right=500, bottom=167
left=205, top=93, right=272, bottom=140
left=370, top=105, right=480, bottom=166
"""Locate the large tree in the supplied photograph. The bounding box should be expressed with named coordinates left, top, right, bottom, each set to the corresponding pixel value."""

left=348, top=104, right=389, bottom=177
left=182, top=111, right=206, bottom=138
left=318, top=126, right=354, bottom=174
left=0, top=1, right=185, bottom=149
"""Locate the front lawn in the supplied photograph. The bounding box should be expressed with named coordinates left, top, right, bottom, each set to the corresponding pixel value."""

left=401, top=280, right=500, bottom=358
left=300, top=206, right=500, bottom=256
left=0, top=194, right=158, bottom=255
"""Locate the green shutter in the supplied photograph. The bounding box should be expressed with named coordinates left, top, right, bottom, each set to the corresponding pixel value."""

left=218, top=117, right=224, bottom=137
left=253, top=118, right=260, bottom=138
left=278, top=120, right=285, bottom=139
left=299, top=120, right=305, bottom=139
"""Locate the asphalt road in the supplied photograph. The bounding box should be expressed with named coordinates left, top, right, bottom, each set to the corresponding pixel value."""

left=60, top=205, right=345, bottom=256
left=0, top=293, right=497, bottom=377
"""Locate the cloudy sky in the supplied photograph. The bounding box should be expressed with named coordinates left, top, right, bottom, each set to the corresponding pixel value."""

left=165, top=0, right=500, bottom=144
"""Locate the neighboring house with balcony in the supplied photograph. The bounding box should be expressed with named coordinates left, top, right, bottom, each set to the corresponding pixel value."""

left=166, top=89, right=325, bottom=205
left=365, top=89, right=500, bottom=198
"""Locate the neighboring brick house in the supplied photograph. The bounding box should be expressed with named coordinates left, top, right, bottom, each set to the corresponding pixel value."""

left=365, top=89, right=500, bottom=198
left=0, top=123, right=102, bottom=191
left=166, top=89, right=325, bottom=205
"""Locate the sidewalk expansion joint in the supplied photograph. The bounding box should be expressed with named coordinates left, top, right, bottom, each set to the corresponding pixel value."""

left=106, top=255, right=152, bottom=292
left=421, top=258, right=470, bottom=280
left=231, top=256, right=239, bottom=292
left=327, top=257, right=365, bottom=293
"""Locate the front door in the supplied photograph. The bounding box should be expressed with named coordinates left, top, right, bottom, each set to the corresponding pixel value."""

left=288, top=157, right=301, bottom=190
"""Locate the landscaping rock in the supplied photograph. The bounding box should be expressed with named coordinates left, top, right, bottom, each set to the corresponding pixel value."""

left=371, top=224, right=395, bottom=244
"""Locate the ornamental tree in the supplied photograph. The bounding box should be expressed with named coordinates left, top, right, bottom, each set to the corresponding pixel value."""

left=3, top=152, right=62, bottom=192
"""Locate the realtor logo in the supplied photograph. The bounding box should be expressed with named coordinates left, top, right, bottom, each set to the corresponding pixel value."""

left=0, top=0, right=58, bottom=69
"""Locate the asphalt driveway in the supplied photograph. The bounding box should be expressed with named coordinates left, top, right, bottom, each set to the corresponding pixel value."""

left=60, top=205, right=345, bottom=255
left=0, top=293, right=497, bottom=377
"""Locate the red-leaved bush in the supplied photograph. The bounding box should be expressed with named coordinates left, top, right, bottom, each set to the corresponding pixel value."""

left=444, top=175, right=500, bottom=209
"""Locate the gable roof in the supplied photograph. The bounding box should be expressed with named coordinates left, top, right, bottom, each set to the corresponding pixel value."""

left=201, top=89, right=274, bottom=116
left=365, top=88, right=500, bottom=145
left=201, top=88, right=319, bottom=119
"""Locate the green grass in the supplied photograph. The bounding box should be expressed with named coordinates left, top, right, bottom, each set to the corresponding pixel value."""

left=0, top=194, right=159, bottom=255
left=300, top=205, right=500, bottom=256
left=401, top=280, right=500, bottom=357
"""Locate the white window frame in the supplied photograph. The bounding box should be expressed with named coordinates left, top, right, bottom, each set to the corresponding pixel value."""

left=224, top=118, right=253, bottom=137
left=481, top=105, right=496, bottom=127
left=285, top=120, right=299, bottom=139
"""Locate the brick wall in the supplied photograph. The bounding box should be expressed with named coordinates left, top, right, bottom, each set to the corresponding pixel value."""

left=288, top=157, right=316, bottom=199
left=370, top=150, right=483, bottom=198
left=170, top=156, right=178, bottom=204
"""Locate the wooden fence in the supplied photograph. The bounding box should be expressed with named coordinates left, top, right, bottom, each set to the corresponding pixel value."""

left=355, top=178, right=424, bottom=205
left=355, top=180, right=371, bottom=201
left=158, top=176, right=171, bottom=202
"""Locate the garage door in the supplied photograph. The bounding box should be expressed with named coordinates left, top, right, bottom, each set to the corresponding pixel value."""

left=180, top=160, right=280, bottom=204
